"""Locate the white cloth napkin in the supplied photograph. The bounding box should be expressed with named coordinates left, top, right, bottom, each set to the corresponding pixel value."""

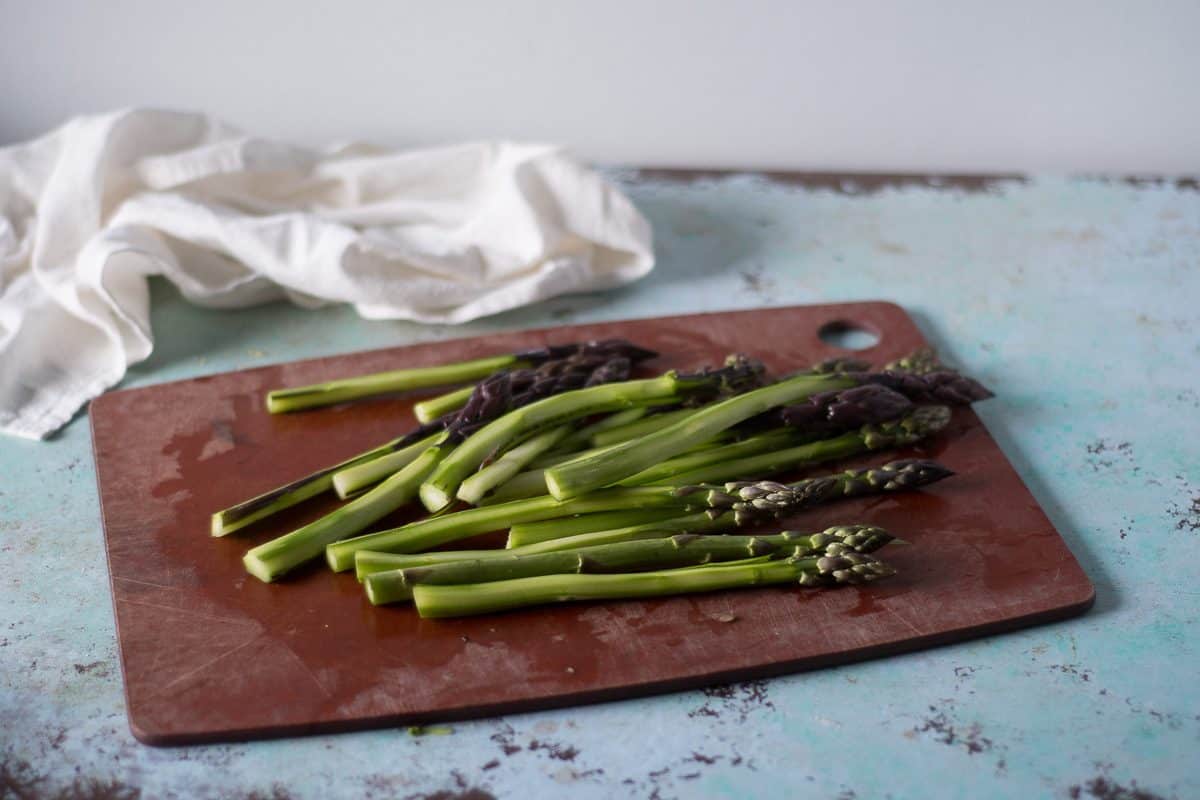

left=0, top=109, right=654, bottom=440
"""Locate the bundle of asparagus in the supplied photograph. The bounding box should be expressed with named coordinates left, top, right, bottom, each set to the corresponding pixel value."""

left=215, top=338, right=992, bottom=618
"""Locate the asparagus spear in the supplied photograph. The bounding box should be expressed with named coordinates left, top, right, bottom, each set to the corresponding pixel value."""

left=411, top=548, right=897, bottom=618
left=218, top=347, right=650, bottom=529
left=582, top=357, right=869, bottom=448
left=704, top=458, right=955, bottom=523
left=472, top=468, right=553, bottom=505
left=413, top=385, right=475, bottom=424
left=243, top=442, right=446, bottom=582
left=353, top=457, right=948, bottom=578
left=266, top=354, right=516, bottom=414
left=664, top=406, right=952, bottom=487
left=211, top=436, right=409, bottom=537
left=328, top=440, right=952, bottom=573
left=613, top=384, right=917, bottom=488
left=589, top=407, right=701, bottom=447
left=366, top=525, right=893, bottom=605
left=513, top=458, right=952, bottom=552
left=355, top=548, right=515, bottom=581
left=550, top=406, right=651, bottom=453
left=505, top=508, right=694, bottom=548
left=544, top=366, right=987, bottom=500
left=456, top=425, right=570, bottom=505
left=265, top=339, right=657, bottom=413
left=614, top=429, right=802, bottom=486
left=418, top=355, right=767, bottom=512
left=325, top=485, right=711, bottom=571
left=334, top=348, right=648, bottom=498
left=487, top=435, right=738, bottom=504
left=331, top=433, right=443, bottom=499
left=543, top=372, right=850, bottom=500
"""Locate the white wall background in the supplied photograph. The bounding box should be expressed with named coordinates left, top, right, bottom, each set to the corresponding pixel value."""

left=2, top=0, right=1197, bottom=173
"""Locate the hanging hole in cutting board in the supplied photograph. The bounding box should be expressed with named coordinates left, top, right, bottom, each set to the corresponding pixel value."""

left=817, top=320, right=880, bottom=351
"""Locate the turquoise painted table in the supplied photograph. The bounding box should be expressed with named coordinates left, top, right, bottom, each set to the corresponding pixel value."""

left=2, top=172, right=1197, bottom=800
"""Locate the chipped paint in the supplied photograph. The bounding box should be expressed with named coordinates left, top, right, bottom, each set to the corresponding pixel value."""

left=2, top=172, right=1198, bottom=798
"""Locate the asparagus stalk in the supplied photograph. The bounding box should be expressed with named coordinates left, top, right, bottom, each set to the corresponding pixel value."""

left=413, top=385, right=476, bottom=424
left=211, top=436, right=409, bottom=537
left=366, top=526, right=894, bottom=605
left=581, top=356, right=873, bottom=448
left=589, top=407, right=701, bottom=447
left=419, top=376, right=677, bottom=511
left=418, top=356, right=767, bottom=512
left=326, top=413, right=948, bottom=572
left=331, top=432, right=444, bottom=499
left=664, top=406, right=952, bottom=486
left=488, top=436, right=736, bottom=504
left=515, top=458, right=954, bottom=552
left=266, top=339, right=657, bottom=414
left=219, top=347, right=648, bottom=529
left=456, top=425, right=570, bottom=505
left=614, top=385, right=918, bottom=488
left=411, top=548, right=897, bottom=618
left=243, top=443, right=446, bottom=582
left=547, top=364, right=989, bottom=501
left=513, top=510, right=730, bottom=553
left=547, top=406, right=652, bottom=454
left=355, top=548, right=511, bottom=580
left=266, top=354, right=519, bottom=414
left=355, top=458, right=947, bottom=576
left=506, top=508, right=694, bottom=548
left=701, top=458, right=955, bottom=523
left=473, top=468, right=552, bottom=505
left=544, top=372, right=853, bottom=500
left=325, top=485, right=707, bottom=571
left=615, top=428, right=803, bottom=487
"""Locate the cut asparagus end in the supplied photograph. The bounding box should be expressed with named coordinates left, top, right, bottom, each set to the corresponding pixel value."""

left=243, top=552, right=276, bottom=584
left=419, top=482, right=454, bottom=513
left=331, top=433, right=444, bottom=499
left=363, top=572, right=412, bottom=605
left=413, top=385, right=476, bottom=424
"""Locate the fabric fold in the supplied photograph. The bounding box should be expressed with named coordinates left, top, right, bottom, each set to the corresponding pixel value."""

left=0, top=109, right=654, bottom=439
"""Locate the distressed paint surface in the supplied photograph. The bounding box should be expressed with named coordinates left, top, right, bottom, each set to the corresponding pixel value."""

left=2, top=174, right=1197, bottom=799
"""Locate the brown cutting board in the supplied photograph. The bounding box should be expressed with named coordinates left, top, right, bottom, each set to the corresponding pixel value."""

left=90, top=302, right=1094, bottom=745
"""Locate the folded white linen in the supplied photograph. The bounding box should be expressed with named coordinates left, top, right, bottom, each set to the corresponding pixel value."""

left=0, top=109, right=654, bottom=439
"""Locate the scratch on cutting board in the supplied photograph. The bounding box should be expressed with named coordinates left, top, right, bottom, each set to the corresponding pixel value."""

left=116, top=597, right=259, bottom=628
left=158, top=638, right=260, bottom=692
left=282, top=643, right=333, bottom=698
left=883, top=605, right=926, bottom=638
left=112, top=575, right=179, bottom=591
